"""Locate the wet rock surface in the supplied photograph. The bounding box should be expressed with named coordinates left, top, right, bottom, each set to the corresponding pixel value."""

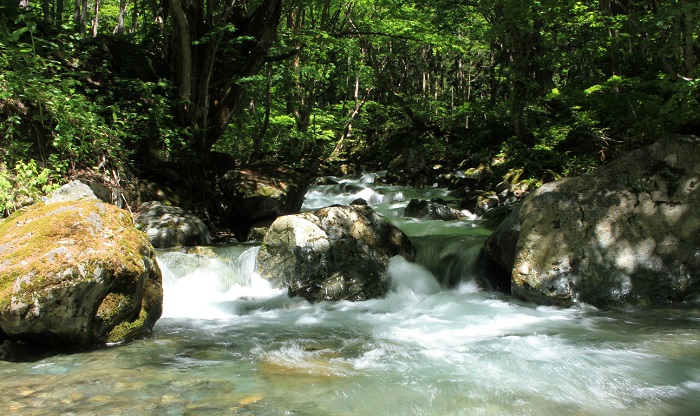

left=403, top=198, right=467, bottom=221
left=256, top=204, right=415, bottom=302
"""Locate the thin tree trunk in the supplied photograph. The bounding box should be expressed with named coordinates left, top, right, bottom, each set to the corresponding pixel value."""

left=681, top=0, right=696, bottom=76
left=168, top=0, right=193, bottom=105
left=42, top=0, right=50, bottom=25
left=252, top=63, right=273, bottom=161
left=73, top=0, right=81, bottom=33
left=91, top=0, right=99, bottom=37
left=601, top=0, right=619, bottom=75
left=331, top=86, right=373, bottom=159
left=80, top=0, right=87, bottom=35
left=131, top=0, right=138, bottom=33
left=115, top=0, right=126, bottom=33
left=56, top=0, right=64, bottom=27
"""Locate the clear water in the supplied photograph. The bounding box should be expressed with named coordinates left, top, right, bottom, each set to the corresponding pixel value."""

left=2, top=173, right=699, bottom=415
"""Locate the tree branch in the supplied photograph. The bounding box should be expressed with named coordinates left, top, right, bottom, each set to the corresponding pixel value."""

left=330, top=30, right=420, bottom=42
left=266, top=45, right=305, bottom=62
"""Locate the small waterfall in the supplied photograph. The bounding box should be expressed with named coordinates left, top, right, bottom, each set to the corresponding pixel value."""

left=388, top=256, right=442, bottom=295
left=157, top=246, right=286, bottom=320
left=411, top=235, right=488, bottom=288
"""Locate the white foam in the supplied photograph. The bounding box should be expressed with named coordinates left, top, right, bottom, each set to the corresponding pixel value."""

left=158, top=247, right=284, bottom=320
left=388, top=256, right=442, bottom=295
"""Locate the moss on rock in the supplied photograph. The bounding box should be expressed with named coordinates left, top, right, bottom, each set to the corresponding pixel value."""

left=0, top=199, right=163, bottom=347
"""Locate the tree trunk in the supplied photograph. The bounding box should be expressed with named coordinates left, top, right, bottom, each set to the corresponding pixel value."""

left=81, top=0, right=87, bottom=34
left=91, top=0, right=99, bottom=37
left=73, top=0, right=81, bottom=33
left=331, top=85, right=373, bottom=160
left=681, top=0, right=697, bottom=76
left=601, top=0, right=620, bottom=76
left=252, top=63, right=273, bottom=161
left=131, top=0, right=138, bottom=33
left=165, top=0, right=284, bottom=155
left=56, top=0, right=64, bottom=27
left=76, top=0, right=87, bottom=35
left=168, top=0, right=193, bottom=106
left=115, top=0, right=126, bottom=33
left=41, top=0, right=50, bottom=25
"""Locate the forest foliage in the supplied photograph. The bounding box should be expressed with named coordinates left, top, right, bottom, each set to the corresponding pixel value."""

left=0, top=0, right=698, bottom=215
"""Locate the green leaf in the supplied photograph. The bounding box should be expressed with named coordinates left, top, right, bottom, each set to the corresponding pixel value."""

left=12, top=27, right=29, bottom=41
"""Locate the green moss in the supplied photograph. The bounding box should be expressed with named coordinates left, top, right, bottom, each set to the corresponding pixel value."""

left=0, top=199, right=154, bottom=317
left=96, top=293, right=131, bottom=322
left=257, top=184, right=283, bottom=198
left=106, top=307, right=148, bottom=344
left=143, top=279, right=163, bottom=308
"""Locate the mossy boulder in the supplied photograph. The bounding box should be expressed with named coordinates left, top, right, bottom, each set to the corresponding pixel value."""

left=385, top=148, right=433, bottom=187
left=0, top=198, right=163, bottom=348
left=218, top=165, right=311, bottom=239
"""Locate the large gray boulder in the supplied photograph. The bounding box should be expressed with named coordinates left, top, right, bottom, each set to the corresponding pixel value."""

left=256, top=205, right=415, bottom=302
left=507, top=136, right=700, bottom=307
left=0, top=190, right=163, bottom=350
left=134, top=201, right=210, bottom=248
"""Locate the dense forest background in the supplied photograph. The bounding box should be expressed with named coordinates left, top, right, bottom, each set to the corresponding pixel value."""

left=1, top=0, right=698, bottom=218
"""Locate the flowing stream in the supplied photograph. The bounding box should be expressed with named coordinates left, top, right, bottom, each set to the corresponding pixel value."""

left=2, top=173, right=700, bottom=415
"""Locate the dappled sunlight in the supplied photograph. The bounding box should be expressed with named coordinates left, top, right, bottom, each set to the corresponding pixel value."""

left=511, top=136, right=700, bottom=306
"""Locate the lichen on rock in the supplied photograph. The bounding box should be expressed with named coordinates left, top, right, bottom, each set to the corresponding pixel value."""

left=487, top=135, right=700, bottom=307
left=0, top=198, right=163, bottom=348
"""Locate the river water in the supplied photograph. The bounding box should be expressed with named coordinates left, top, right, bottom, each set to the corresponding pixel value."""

left=2, top=173, right=700, bottom=415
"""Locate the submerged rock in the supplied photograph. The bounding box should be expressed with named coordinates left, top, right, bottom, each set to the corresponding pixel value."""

left=134, top=201, right=210, bottom=248
left=403, top=199, right=467, bottom=221
left=494, top=135, right=700, bottom=307
left=0, top=197, right=163, bottom=350
left=256, top=205, right=415, bottom=302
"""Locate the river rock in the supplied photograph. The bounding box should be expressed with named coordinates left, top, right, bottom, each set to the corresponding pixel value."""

left=256, top=205, right=415, bottom=302
left=508, top=135, right=700, bottom=307
left=134, top=201, right=210, bottom=248
left=404, top=199, right=467, bottom=221
left=219, top=165, right=311, bottom=239
left=0, top=198, right=163, bottom=348
left=385, top=148, right=432, bottom=187
left=442, top=163, right=494, bottom=193
left=478, top=204, right=522, bottom=292
left=42, top=179, right=97, bottom=204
